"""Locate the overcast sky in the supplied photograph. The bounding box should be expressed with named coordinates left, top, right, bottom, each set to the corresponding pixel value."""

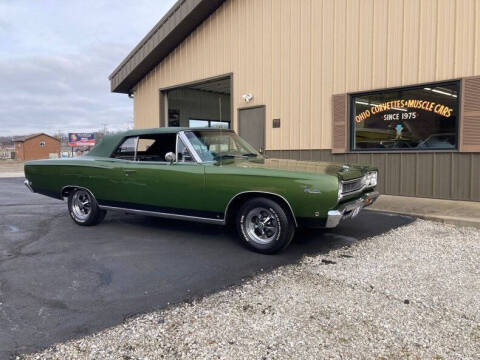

left=0, top=0, right=176, bottom=136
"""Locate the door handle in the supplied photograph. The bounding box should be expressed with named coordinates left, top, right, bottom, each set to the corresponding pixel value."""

left=123, top=169, right=136, bottom=176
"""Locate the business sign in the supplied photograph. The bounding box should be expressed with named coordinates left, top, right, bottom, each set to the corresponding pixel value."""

left=68, top=133, right=95, bottom=147
left=354, top=99, right=454, bottom=123
left=351, top=81, right=459, bottom=151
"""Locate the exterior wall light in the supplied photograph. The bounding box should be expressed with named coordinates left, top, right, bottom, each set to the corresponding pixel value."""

left=242, top=93, right=253, bottom=103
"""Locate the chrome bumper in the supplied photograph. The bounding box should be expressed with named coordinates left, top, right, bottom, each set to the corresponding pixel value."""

left=24, top=179, right=34, bottom=193
left=325, top=191, right=379, bottom=228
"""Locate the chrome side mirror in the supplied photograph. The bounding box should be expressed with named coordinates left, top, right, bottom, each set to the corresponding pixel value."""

left=165, top=152, right=176, bottom=164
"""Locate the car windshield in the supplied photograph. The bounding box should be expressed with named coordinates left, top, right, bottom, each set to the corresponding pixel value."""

left=184, top=130, right=261, bottom=162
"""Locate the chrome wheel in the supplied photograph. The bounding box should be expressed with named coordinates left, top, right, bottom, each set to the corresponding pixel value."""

left=244, top=207, right=279, bottom=245
left=71, top=190, right=92, bottom=221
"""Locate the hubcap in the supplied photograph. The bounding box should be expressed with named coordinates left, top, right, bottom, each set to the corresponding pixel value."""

left=244, top=207, right=279, bottom=245
left=72, top=190, right=92, bottom=221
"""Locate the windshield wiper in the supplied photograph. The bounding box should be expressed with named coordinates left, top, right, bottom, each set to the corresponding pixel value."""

left=241, top=153, right=258, bottom=157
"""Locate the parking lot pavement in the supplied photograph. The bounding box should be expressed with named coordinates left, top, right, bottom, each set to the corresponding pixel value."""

left=0, top=178, right=413, bottom=358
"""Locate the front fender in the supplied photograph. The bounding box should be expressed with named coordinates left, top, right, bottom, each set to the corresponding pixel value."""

left=285, top=175, right=339, bottom=219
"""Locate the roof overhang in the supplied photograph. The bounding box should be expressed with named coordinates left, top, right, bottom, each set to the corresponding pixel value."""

left=109, top=0, right=226, bottom=94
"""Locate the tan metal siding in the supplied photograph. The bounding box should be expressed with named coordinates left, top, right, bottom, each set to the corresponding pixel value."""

left=133, top=0, right=480, bottom=152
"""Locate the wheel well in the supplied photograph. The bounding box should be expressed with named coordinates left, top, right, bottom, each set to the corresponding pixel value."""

left=225, top=192, right=297, bottom=227
left=61, top=186, right=95, bottom=199
left=61, top=186, right=76, bottom=198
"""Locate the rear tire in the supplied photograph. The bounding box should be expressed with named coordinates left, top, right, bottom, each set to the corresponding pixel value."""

left=67, top=188, right=106, bottom=226
left=236, top=197, right=295, bottom=254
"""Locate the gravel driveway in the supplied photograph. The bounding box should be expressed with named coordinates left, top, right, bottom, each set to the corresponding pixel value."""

left=22, top=220, right=480, bottom=359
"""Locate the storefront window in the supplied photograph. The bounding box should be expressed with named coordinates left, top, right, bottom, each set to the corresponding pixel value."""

left=351, top=81, right=459, bottom=151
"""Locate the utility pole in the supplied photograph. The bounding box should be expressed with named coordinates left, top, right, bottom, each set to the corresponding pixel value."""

left=101, top=123, right=108, bottom=135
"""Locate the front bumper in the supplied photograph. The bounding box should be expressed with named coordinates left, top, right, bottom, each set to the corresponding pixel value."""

left=325, top=191, right=379, bottom=228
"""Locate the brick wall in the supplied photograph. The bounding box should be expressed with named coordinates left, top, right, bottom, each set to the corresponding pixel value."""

left=15, top=134, right=60, bottom=161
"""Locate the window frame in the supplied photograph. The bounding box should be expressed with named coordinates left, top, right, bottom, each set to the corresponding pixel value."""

left=349, top=80, right=461, bottom=153
left=110, top=133, right=202, bottom=164
left=177, top=131, right=202, bottom=163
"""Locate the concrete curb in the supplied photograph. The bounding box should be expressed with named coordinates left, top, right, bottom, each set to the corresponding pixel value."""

left=367, top=208, right=480, bottom=230
left=0, top=172, right=25, bottom=178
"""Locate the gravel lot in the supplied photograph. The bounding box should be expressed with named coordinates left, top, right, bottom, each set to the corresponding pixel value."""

left=22, top=220, right=480, bottom=359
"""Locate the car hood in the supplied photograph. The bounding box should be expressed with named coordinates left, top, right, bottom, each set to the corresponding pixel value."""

left=217, top=158, right=370, bottom=180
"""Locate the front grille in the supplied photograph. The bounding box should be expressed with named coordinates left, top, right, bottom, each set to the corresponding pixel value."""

left=341, top=177, right=364, bottom=194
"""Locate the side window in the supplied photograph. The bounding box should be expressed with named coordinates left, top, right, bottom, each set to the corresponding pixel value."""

left=177, top=139, right=194, bottom=163
left=111, top=137, right=137, bottom=160
left=137, top=138, right=155, bottom=152
left=135, top=134, right=176, bottom=162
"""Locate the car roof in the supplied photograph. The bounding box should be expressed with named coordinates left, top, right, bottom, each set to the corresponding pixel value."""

left=87, top=127, right=233, bottom=157
left=122, top=127, right=232, bottom=136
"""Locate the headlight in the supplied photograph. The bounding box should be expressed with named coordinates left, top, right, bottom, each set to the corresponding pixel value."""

left=365, top=171, right=377, bottom=187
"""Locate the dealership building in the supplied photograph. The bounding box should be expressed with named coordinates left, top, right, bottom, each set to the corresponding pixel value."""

left=110, top=0, right=480, bottom=202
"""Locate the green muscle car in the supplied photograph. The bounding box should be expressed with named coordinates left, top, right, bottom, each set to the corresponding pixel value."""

left=24, top=128, right=379, bottom=254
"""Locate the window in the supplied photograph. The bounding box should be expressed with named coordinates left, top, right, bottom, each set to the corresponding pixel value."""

left=189, top=119, right=230, bottom=129
left=135, top=134, right=176, bottom=162
left=168, top=109, right=180, bottom=127
left=111, top=137, right=137, bottom=160
left=40, top=141, right=46, bottom=147
left=137, top=138, right=155, bottom=152
left=184, top=130, right=260, bottom=162
left=112, top=134, right=177, bottom=162
left=177, top=139, right=194, bottom=162
left=351, top=81, right=459, bottom=151
left=210, top=121, right=229, bottom=129
left=189, top=119, right=209, bottom=128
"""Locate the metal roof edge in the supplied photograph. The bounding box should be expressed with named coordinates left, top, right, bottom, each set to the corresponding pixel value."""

left=109, top=0, right=226, bottom=94
left=13, top=133, right=59, bottom=143
left=108, top=0, right=186, bottom=81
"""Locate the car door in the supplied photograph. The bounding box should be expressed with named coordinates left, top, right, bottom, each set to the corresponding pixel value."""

left=89, top=136, right=138, bottom=206
left=116, top=133, right=209, bottom=218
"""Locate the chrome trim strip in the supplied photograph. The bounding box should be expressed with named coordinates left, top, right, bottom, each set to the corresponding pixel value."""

left=178, top=131, right=203, bottom=163
left=175, top=131, right=179, bottom=162
left=224, top=191, right=298, bottom=227
left=99, top=205, right=225, bottom=225
left=24, top=179, right=34, bottom=193
left=133, top=136, right=139, bottom=161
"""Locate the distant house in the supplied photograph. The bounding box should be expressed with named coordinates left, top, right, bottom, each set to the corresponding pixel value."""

left=0, top=145, right=14, bottom=159
left=13, top=133, right=60, bottom=161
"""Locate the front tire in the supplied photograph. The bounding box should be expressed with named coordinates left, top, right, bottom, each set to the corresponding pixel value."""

left=67, top=188, right=106, bottom=226
left=236, top=197, right=295, bottom=254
